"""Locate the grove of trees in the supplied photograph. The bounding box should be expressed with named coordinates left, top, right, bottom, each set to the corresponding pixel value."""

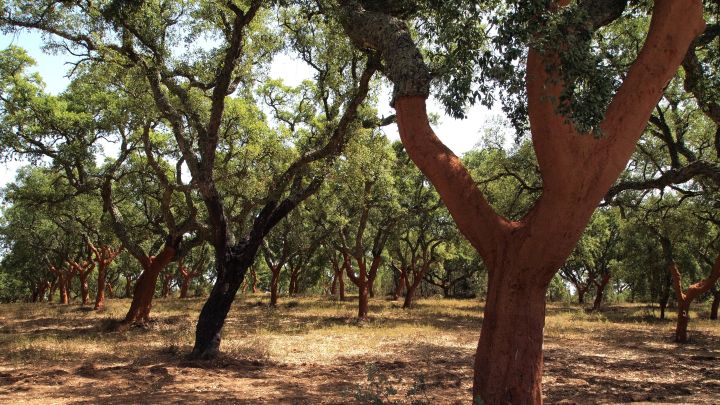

left=0, top=1, right=718, bottom=404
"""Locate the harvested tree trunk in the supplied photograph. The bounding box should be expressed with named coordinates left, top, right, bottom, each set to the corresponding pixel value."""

left=121, top=245, right=176, bottom=325
left=592, top=273, right=611, bottom=311
left=91, top=245, right=122, bottom=310
left=669, top=257, right=720, bottom=343
left=339, top=0, right=703, bottom=401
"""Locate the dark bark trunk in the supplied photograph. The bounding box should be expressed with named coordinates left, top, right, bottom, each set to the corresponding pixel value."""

left=191, top=248, right=253, bottom=359
left=711, top=291, right=720, bottom=320
left=577, top=287, right=586, bottom=305
left=331, top=273, right=337, bottom=295
left=337, top=271, right=345, bottom=301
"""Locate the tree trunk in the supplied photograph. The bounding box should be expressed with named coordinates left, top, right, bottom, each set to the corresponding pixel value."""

left=161, top=275, right=172, bottom=298
left=121, top=247, right=175, bottom=325
left=331, top=273, right=337, bottom=295
left=592, top=274, right=611, bottom=311
left=577, top=287, right=586, bottom=305
left=338, top=271, right=345, bottom=301
left=124, top=275, right=134, bottom=298
left=180, top=276, right=191, bottom=298
left=94, top=264, right=108, bottom=310
left=474, top=272, right=548, bottom=404
left=59, top=275, right=69, bottom=305
left=711, top=291, right=719, bottom=321
left=270, top=269, right=280, bottom=307
left=79, top=273, right=90, bottom=306
left=289, top=271, right=299, bottom=296
left=358, top=281, right=369, bottom=320
left=659, top=290, right=670, bottom=320
left=394, top=272, right=405, bottom=300
left=403, top=285, right=416, bottom=308
left=191, top=248, right=253, bottom=359
left=675, top=300, right=690, bottom=343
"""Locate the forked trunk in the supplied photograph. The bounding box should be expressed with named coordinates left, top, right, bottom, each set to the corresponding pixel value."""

left=122, top=247, right=175, bottom=325
left=592, top=274, right=611, bottom=311
left=474, top=268, right=548, bottom=404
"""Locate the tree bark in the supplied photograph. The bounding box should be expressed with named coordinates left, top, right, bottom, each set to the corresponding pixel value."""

left=592, top=273, right=611, bottom=311
left=577, top=286, right=586, bottom=305
left=358, top=281, right=369, bottom=319
left=403, top=285, right=416, bottom=308
left=675, top=300, right=691, bottom=343
left=270, top=268, right=280, bottom=307
left=191, top=244, right=256, bottom=359
left=124, top=274, right=134, bottom=298
left=711, top=289, right=720, bottom=320
left=121, top=245, right=176, bottom=325
left=95, top=264, right=108, bottom=310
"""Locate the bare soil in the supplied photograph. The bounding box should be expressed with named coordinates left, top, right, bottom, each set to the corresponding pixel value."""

left=0, top=296, right=718, bottom=404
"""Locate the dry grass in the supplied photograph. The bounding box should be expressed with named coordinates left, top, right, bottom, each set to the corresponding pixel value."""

left=0, top=295, right=719, bottom=404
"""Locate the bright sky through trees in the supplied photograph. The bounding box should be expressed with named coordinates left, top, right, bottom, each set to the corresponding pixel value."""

left=0, top=30, right=500, bottom=188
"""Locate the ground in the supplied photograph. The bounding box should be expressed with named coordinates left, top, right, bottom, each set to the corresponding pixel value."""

left=0, top=295, right=718, bottom=404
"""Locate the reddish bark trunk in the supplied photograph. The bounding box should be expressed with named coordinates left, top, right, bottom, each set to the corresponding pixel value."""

left=121, top=246, right=176, bottom=325
left=669, top=258, right=720, bottom=343
left=675, top=301, right=691, bottom=343
left=592, top=273, right=611, bottom=311
left=358, top=281, right=369, bottom=319
left=60, top=277, right=69, bottom=305
left=346, top=254, right=381, bottom=319
left=392, top=2, right=704, bottom=394
left=90, top=245, right=122, bottom=311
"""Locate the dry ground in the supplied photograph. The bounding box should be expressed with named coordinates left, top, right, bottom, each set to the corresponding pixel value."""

left=0, top=295, right=718, bottom=404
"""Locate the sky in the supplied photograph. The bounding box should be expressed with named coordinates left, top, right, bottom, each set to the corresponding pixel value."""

left=0, top=30, right=503, bottom=188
